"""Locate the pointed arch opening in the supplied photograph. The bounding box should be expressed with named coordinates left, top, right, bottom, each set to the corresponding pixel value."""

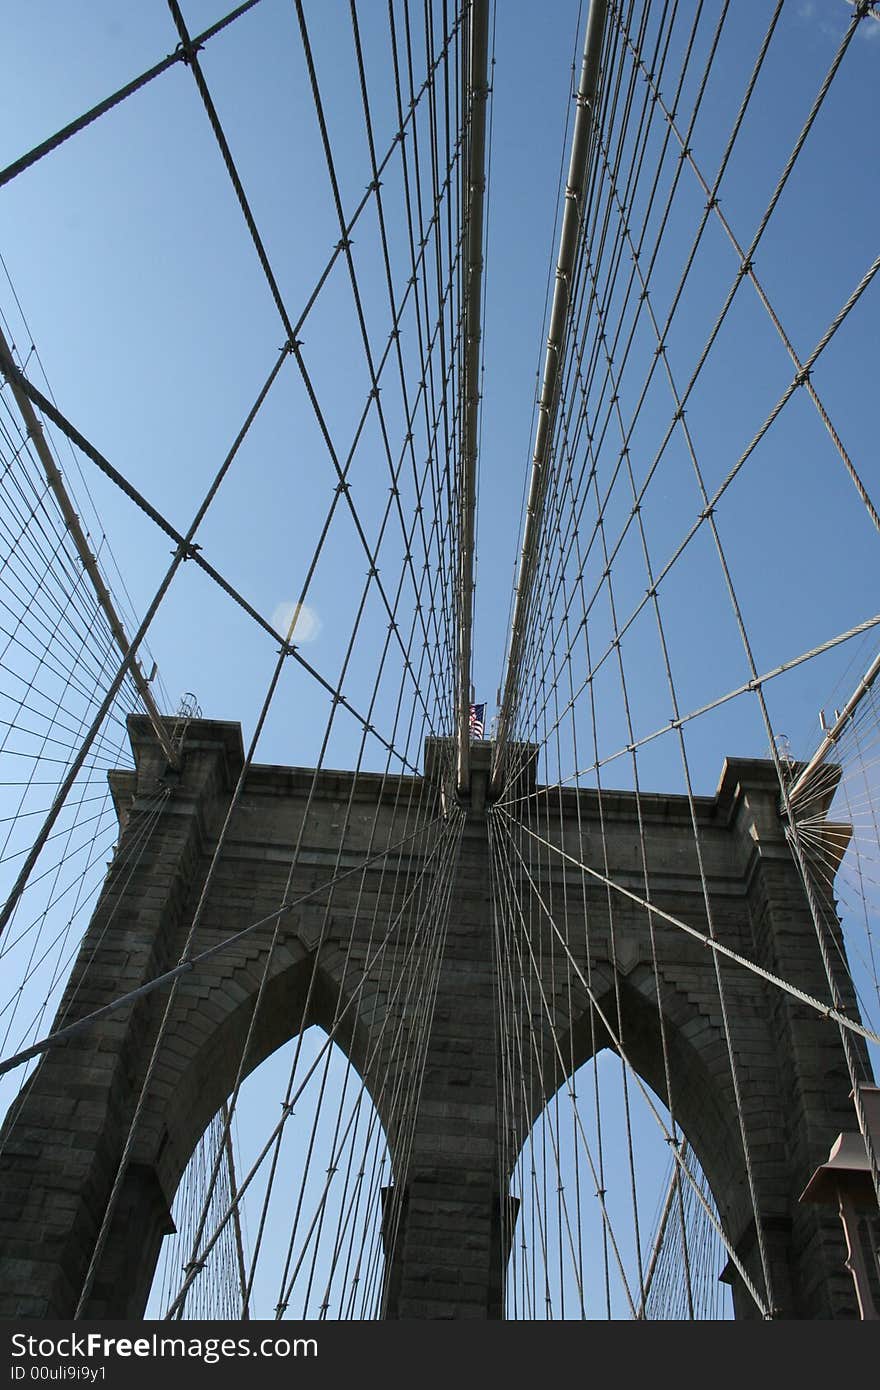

left=504, top=1048, right=732, bottom=1319
left=146, top=1024, right=393, bottom=1320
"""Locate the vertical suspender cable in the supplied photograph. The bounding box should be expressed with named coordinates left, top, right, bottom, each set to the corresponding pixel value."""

left=490, top=0, right=608, bottom=797
left=0, top=326, right=176, bottom=767
left=455, top=0, right=490, bottom=795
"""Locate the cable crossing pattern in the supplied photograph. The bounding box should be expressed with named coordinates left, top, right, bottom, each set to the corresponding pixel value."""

left=0, top=0, right=878, bottom=1321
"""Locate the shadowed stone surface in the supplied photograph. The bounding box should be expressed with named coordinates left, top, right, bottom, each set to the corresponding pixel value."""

left=0, top=717, right=869, bottom=1318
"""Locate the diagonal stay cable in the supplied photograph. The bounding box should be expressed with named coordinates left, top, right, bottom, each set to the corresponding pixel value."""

left=489, top=811, right=625, bottom=1317
left=349, top=0, right=462, bottom=727
left=165, top=0, right=294, bottom=339
left=616, top=8, right=880, bottom=539
left=515, top=248, right=880, bottom=774
left=494, top=806, right=770, bottom=1317
left=165, top=0, right=462, bottom=354
left=178, top=490, right=459, bottom=1312
left=497, top=0, right=870, bottom=767
left=0, top=1, right=265, bottom=191
left=161, top=810, right=463, bottom=1320
left=0, top=350, right=421, bottom=773
left=164, top=0, right=466, bottom=733
left=286, top=0, right=466, bottom=733
left=583, top=75, right=880, bottom=1216
left=0, top=813, right=444, bottom=1082
left=0, top=346, right=289, bottom=942
left=494, top=808, right=880, bottom=1050
left=512, top=611, right=880, bottom=802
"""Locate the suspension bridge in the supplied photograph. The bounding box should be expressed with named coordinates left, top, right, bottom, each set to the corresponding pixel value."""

left=0, top=0, right=878, bottom=1321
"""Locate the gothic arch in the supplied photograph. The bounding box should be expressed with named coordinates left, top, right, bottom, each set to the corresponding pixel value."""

left=505, top=968, right=769, bottom=1316
left=0, top=722, right=865, bottom=1319
left=140, top=935, right=385, bottom=1225
left=147, top=1020, right=393, bottom=1320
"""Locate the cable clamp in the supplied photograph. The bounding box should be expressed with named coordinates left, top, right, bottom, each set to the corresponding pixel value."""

left=285, top=337, right=303, bottom=355
left=335, top=480, right=351, bottom=495
left=281, top=1101, right=295, bottom=1116
left=175, top=541, right=202, bottom=561
left=175, top=39, right=204, bottom=66
left=794, top=366, right=812, bottom=387
left=336, top=236, right=352, bottom=251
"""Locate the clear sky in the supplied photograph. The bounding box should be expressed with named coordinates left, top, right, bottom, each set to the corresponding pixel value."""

left=1, top=0, right=878, bottom=1320
left=1, top=2, right=877, bottom=786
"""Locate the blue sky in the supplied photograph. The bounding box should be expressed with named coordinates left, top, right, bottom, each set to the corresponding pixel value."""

left=1, top=1, right=877, bottom=790
left=1, top=0, right=879, bottom=1319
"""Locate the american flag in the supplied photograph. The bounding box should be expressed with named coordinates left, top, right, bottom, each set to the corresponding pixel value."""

left=469, top=702, right=485, bottom=739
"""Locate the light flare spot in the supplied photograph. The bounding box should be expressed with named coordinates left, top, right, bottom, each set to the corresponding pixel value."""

left=272, top=601, right=321, bottom=643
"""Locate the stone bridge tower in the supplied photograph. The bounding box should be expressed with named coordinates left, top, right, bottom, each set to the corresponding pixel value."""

left=0, top=716, right=870, bottom=1319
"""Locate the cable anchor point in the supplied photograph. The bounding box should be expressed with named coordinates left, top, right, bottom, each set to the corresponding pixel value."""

left=175, top=39, right=204, bottom=67
left=175, top=540, right=202, bottom=562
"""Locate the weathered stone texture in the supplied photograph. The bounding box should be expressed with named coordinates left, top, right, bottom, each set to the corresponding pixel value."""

left=0, top=720, right=869, bottom=1319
